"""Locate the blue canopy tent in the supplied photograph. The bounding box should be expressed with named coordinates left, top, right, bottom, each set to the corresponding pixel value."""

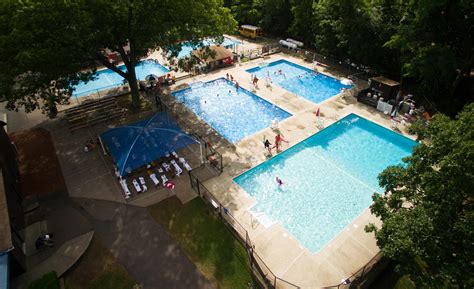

left=100, top=112, right=200, bottom=176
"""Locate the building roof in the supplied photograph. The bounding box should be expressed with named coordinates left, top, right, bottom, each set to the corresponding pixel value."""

left=240, top=25, right=261, bottom=30
left=192, top=45, right=233, bottom=63
left=0, top=170, right=13, bottom=253
left=371, top=76, right=400, bottom=87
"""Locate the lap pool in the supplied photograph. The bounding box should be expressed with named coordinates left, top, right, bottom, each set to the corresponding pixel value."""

left=171, top=78, right=291, bottom=143
left=234, top=114, right=417, bottom=253
left=246, top=59, right=351, bottom=104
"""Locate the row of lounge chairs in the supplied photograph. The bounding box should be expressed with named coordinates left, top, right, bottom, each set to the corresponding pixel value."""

left=118, top=152, right=193, bottom=199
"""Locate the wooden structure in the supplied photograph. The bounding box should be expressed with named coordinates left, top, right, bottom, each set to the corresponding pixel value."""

left=192, top=45, right=234, bottom=70
left=357, top=76, right=400, bottom=107
left=65, top=96, right=125, bottom=131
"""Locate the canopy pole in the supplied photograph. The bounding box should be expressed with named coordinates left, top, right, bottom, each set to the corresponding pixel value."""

left=98, top=135, right=107, bottom=155
left=200, top=142, right=204, bottom=164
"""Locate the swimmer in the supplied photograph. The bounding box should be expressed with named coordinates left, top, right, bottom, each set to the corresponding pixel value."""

left=235, top=82, right=239, bottom=90
left=276, top=177, right=283, bottom=187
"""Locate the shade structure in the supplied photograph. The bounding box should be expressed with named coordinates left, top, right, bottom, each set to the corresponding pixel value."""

left=101, top=112, right=198, bottom=176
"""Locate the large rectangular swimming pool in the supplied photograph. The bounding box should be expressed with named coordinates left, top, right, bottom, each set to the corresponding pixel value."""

left=171, top=78, right=291, bottom=143
left=246, top=59, right=351, bottom=104
left=73, top=60, right=169, bottom=97
left=234, top=114, right=417, bottom=253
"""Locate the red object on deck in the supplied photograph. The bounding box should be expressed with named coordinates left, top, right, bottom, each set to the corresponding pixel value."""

left=315, top=108, right=320, bottom=117
left=165, top=181, right=175, bottom=190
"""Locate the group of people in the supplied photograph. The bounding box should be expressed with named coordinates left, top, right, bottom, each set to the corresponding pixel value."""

left=263, top=133, right=289, bottom=156
left=225, top=73, right=239, bottom=90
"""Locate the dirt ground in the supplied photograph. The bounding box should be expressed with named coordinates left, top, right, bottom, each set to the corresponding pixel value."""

left=10, top=128, right=67, bottom=197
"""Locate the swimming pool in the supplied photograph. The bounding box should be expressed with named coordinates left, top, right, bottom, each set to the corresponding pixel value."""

left=234, top=114, right=417, bottom=253
left=177, top=37, right=242, bottom=59
left=73, top=60, right=169, bottom=97
left=171, top=78, right=291, bottom=143
left=246, top=59, right=351, bottom=104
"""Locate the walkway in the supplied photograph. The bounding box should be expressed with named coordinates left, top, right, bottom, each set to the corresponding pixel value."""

left=73, top=198, right=215, bottom=289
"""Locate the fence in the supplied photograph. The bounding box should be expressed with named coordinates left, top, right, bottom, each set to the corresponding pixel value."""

left=152, top=93, right=224, bottom=174
left=189, top=171, right=300, bottom=289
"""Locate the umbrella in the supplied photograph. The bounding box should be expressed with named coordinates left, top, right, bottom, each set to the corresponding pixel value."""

left=145, top=74, right=158, bottom=82
left=340, top=78, right=353, bottom=86
left=100, top=112, right=199, bottom=176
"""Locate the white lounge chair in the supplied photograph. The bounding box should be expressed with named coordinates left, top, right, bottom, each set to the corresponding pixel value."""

left=170, top=160, right=183, bottom=177
left=171, top=151, right=179, bottom=158
left=139, top=177, right=148, bottom=192
left=162, top=162, right=171, bottom=172
left=149, top=173, right=159, bottom=186
left=120, top=179, right=131, bottom=199
left=179, top=157, right=192, bottom=171
left=132, top=179, right=142, bottom=193
left=161, top=174, right=169, bottom=186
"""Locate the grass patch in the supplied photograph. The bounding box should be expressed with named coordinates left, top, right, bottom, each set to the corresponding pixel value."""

left=148, top=197, right=255, bottom=289
left=63, top=237, right=137, bottom=289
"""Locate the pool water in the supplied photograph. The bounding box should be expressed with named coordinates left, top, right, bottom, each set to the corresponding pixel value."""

left=73, top=60, right=169, bottom=97
left=171, top=78, right=291, bottom=143
left=177, top=37, right=242, bottom=59
left=246, top=59, right=351, bottom=104
left=234, top=114, right=417, bottom=253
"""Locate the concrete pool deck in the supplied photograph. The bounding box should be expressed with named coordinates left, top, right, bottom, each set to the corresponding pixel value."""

left=164, top=53, right=414, bottom=288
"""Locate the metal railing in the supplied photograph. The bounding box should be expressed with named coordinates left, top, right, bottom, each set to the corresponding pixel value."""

left=152, top=92, right=224, bottom=174
left=189, top=171, right=299, bottom=289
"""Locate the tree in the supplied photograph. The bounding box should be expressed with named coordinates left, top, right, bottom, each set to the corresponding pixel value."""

left=366, top=103, right=474, bottom=288
left=225, top=0, right=262, bottom=26
left=289, top=0, right=314, bottom=44
left=260, top=0, right=293, bottom=36
left=385, top=0, right=473, bottom=116
left=0, top=0, right=236, bottom=116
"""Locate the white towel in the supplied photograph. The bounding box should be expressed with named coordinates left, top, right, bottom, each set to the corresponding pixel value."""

left=132, top=179, right=142, bottom=193
left=179, top=157, right=192, bottom=171
left=149, top=174, right=159, bottom=186
left=162, top=162, right=171, bottom=172
left=161, top=174, right=168, bottom=186
left=170, top=160, right=183, bottom=177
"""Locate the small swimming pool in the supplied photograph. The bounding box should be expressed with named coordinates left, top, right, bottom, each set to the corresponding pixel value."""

left=177, top=37, right=242, bottom=59
left=246, top=59, right=351, bottom=104
left=171, top=78, right=291, bottom=143
left=234, top=114, right=417, bottom=253
left=73, top=60, right=170, bottom=97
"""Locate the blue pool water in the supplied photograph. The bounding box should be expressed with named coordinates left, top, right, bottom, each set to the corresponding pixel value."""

left=172, top=78, right=291, bottom=143
left=177, top=37, right=241, bottom=59
left=73, top=60, right=170, bottom=97
left=234, top=114, right=417, bottom=253
left=246, top=59, right=351, bottom=104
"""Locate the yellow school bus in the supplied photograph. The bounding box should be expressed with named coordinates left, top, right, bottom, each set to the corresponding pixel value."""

left=239, top=25, right=262, bottom=39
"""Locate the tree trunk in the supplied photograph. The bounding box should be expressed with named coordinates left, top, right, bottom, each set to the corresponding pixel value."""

left=126, top=65, right=140, bottom=109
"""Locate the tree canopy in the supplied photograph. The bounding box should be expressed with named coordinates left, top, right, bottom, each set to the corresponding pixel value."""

left=0, top=0, right=236, bottom=116
left=366, top=103, right=474, bottom=288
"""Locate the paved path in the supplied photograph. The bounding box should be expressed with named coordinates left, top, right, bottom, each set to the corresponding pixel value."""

left=73, top=198, right=215, bottom=289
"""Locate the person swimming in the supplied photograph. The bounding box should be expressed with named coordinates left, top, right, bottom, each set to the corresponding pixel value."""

left=276, top=177, right=283, bottom=187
